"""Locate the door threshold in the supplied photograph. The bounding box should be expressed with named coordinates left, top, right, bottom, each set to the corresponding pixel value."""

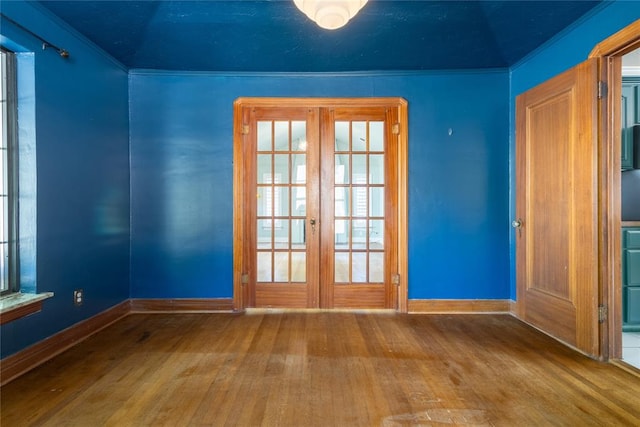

left=245, top=308, right=397, bottom=315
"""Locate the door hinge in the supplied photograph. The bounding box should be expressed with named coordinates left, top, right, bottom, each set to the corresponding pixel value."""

left=241, top=273, right=249, bottom=285
left=391, top=123, right=400, bottom=135
left=392, top=273, right=400, bottom=286
left=598, top=81, right=608, bottom=100
left=598, top=304, right=607, bottom=323
left=242, top=124, right=249, bottom=135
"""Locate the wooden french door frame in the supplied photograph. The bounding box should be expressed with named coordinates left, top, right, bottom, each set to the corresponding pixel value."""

left=588, top=20, right=640, bottom=360
left=233, top=97, right=408, bottom=312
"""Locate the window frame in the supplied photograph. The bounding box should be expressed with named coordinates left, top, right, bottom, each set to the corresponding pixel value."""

left=1, top=47, right=20, bottom=296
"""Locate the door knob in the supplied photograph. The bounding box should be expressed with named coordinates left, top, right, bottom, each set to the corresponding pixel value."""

left=512, top=218, right=523, bottom=237
left=310, top=218, right=316, bottom=235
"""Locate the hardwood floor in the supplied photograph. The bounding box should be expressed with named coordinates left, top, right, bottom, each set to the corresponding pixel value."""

left=2, top=312, right=639, bottom=426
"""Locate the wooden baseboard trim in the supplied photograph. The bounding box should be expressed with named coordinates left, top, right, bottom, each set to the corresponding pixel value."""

left=0, top=300, right=130, bottom=386
left=130, top=298, right=234, bottom=313
left=408, top=299, right=512, bottom=313
left=610, top=360, right=640, bottom=378
left=509, top=299, right=518, bottom=315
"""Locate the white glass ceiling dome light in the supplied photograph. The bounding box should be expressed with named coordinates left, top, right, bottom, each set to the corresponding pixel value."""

left=293, top=0, right=369, bottom=30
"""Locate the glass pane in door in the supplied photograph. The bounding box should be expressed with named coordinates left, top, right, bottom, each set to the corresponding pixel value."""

left=333, top=119, right=386, bottom=284
left=335, top=252, right=349, bottom=283
left=291, top=252, right=306, bottom=282
left=369, top=154, right=384, bottom=184
left=256, top=120, right=307, bottom=284
left=369, top=122, right=384, bottom=151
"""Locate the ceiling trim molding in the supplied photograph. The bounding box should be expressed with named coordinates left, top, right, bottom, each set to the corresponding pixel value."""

left=128, top=68, right=510, bottom=78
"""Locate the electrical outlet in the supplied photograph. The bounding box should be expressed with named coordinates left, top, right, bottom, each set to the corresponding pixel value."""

left=74, top=289, right=83, bottom=306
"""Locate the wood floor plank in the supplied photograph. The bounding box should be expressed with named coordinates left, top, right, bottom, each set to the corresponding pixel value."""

left=2, top=312, right=640, bottom=426
left=189, top=313, right=275, bottom=426
left=117, top=315, right=239, bottom=426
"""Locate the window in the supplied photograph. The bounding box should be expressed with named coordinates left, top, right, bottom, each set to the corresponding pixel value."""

left=0, top=48, right=19, bottom=295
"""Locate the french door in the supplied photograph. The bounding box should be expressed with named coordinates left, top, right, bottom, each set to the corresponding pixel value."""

left=233, top=98, right=407, bottom=310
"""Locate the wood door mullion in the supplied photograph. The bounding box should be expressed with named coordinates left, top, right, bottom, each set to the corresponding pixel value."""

left=319, top=107, right=335, bottom=308
left=306, top=107, right=321, bottom=308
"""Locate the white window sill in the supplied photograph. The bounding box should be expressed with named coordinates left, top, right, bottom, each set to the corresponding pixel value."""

left=0, top=292, right=54, bottom=325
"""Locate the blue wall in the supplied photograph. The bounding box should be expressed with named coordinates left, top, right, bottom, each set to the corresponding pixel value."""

left=130, top=70, right=510, bottom=300
left=508, top=1, right=640, bottom=298
left=0, top=2, right=130, bottom=358
left=6, top=0, right=634, bottom=360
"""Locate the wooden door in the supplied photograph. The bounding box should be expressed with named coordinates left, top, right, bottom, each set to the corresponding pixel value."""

left=245, top=107, right=321, bottom=308
left=237, top=100, right=403, bottom=310
left=320, top=107, right=398, bottom=309
left=515, top=59, right=600, bottom=357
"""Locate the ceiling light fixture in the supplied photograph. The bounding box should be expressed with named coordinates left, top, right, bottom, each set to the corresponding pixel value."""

left=293, top=0, right=368, bottom=30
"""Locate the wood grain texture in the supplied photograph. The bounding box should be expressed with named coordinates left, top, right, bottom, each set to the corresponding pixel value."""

left=255, top=284, right=309, bottom=308
left=234, top=98, right=408, bottom=311
left=130, top=298, right=234, bottom=312
left=385, top=106, right=399, bottom=310
left=0, top=300, right=130, bottom=386
left=0, top=300, right=44, bottom=325
left=234, top=97, right=408, bottom=109
left=600, top=55, right=622, bottom=361
left=332, top=284, right=386, bottom=309
left=408, top=299, right=511, bottom=313
left=2, top=312, right=639, bottom=426
left=323, top=106, right=398, bottom=309
left=306, top=107, right=321, bottom=308
left=515, top=59, right=600, bottom=357
left=586, top=19, right=640, bottom=361
left=319, top=106, right=335, bottom=309
left=396, top=101, right=409, bottom=313
left=589, top=19, right=640, bottom=58
left=232, top=99, right=245, bottom=311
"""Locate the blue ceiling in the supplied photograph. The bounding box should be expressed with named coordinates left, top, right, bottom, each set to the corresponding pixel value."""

left=36, top=0, right=602, bottom=72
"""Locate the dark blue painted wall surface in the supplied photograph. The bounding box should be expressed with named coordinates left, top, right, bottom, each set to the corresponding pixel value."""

left=0, top=2, right=130, bottom=358
left=5, top=0, right=633, bottom=363
left=508, top=1, right=640, bottom=299
left=130, top=70, right=510, bottom=300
